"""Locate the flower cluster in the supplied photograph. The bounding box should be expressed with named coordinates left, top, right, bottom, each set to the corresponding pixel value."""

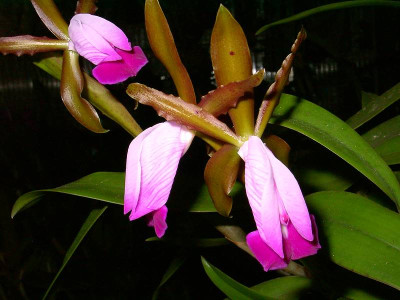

left=122, top=0, right=320, bottom=272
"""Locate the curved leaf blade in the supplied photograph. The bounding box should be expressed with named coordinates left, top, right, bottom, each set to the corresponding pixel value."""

left=256, top=1, right=400, bottom=34
left=251, top=276, right=315, bottom=299
left=270, top=94, right=400, bottom=209
left=12, top=172, right=124, bottom=218
left=306, top=191, right=400, bottom=290
left=347, top=82, right=400, bottom=129
left=42, top=206, right=107, bottom=299
left=201, top=257, right=271, bottom=300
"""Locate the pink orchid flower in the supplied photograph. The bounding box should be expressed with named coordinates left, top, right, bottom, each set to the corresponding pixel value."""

left=124, top=121, right=194, bottom=238
left=68, top=14, right=148, bottom=84
left=238, top=136, right=320, bottom=271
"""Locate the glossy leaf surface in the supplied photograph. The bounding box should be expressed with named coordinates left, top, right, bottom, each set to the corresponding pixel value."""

left=34, top=55, right=143, bottom=136
left=11, top=172, right=225, bottom=218
left=145, top=0, right=195, bottom=103
left=306, top=191, right=400, bottom=290
left=201, top=257, right=271, bottom=300
left=362, top=116, right=400, bottom=165
left=30, top=0, right=69, bottom=40
left=270, top=94, right=400, bottom=209
left=347, top=82, right=400, bottom=129
left=0, top=36, right=68, bottom=56
left=257, top=0, right=400, bottom=34
left=60, top=50, right=107, bottom=133
left=211, top=5, right=254, bottom=137
left=43, top=206, right=107, bottom=299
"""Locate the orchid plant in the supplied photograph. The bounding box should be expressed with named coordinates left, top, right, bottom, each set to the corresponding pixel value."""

left=2, top=0, right=400, bottom=299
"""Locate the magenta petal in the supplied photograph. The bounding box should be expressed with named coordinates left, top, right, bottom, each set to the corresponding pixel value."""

left=283, top=215, right=321, bottom=260
left=238, top=137, right=284, bottom=258
left=71, top=14, right=131, bottom=51
left=92, top=47, right=148, bottom=84
left=69, top=16, right=120, bottom=64
left=124, top=122, right=194, bottom=221
left=247, top=231, right=288, bottom=271
left=124, top=126, right=156, bottom=215
left=146, top=205, right=168, bottom=238
left=264, top=142, right=313, bottom=242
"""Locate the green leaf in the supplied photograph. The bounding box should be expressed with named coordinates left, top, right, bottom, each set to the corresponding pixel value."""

left=346, top=82, right=400, bottom=129
left=152, top=255, right=186, bottom=300
left=201, top=257, right=272, bottom=300
left=256, top=1, right=400, bottom=34
left=11, top=171, right=223, bottom=218
left=362, top=116, right=400, bottom=165
left=12, top=172, right=124, bottom=218
left=306, top=191, right=400, bottom=290
left=251, top=276, right=315, bottom=299
left=270, top=94, right=400, bottom=209
left=42, top=206, right=107, bottom=299
left=361, top=91, right=378, bottom=108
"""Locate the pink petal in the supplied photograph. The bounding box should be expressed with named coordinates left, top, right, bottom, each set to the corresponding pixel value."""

left=125, top=122, right=194, bottom=221
left=71, top=14, right=131, bottom=51
left=283, top=215, right=321, bottom=260
left=92, top=47, right=148, bottom=84
left=264, top=143, right=313, bottom=241
left=124, top=126, right=156, bottom=215
left=238, top=136, right=283, bottom=258
left=146, top=205, right=168, bottom=238
left=247, top=231, right=288, bottom=271
left=69, top=16, right=120, bottom=64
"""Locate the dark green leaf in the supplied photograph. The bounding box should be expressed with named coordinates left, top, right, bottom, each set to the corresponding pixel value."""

left=256, top=1, right=400, bottom=34
left=362, top=116, right=400, bottom=165
left=201, top=257, right=272, bottom=300
left=347, top=82, right=400, bottom=129
left=270, top=94, right=400, bottom=209
left=12, top=172, right=124, bottom=218
left=251, top=276, right=315, bottom=299
left=306, top=191, right=400, bottom=290
left=152, top=255, right=186, bottom=300
left=42, top=206, right=107, bottom=299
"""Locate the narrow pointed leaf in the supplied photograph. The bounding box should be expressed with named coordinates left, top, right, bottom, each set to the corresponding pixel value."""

left=60, top=50, right=107, bottom=133
left=0, top=36, right=68, bottom=56
left=255, top=28, right=306, bottom=137
left=30, top=0, right=69, bottom=40
left=251, top=276, right=316, bottom=299
left=75, top=0, right=98, bottom=14
left=201, top=257, right=272, bottom=300
left=270, top=94, right=400, bottom=209
left=256, top=1, right=400, bottom=34
left=126, top=83, right=242, bottom=147
left=306, top=191, right=400, bottom=290
left=34, top=55, right=143, bottom=136
left=42, top=206, right=107, bottom=300
left=152, top=255, right=186, bottom=300
left=11, top=172, right=124, bottom=218
left=361, top=91, right=378, bottom=107
left=362, top=116, right=400, bottom=165
left=199, top=69, right=265, bottom=117
left=211, top=5, right=254, bottom=137
left=204, top=144, right=240, bottom=217
left=11, top=172, right=224, bottom=218
left=346, top=82, right=400, bottom=129
left=145, top=0, right=195, bottom=103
